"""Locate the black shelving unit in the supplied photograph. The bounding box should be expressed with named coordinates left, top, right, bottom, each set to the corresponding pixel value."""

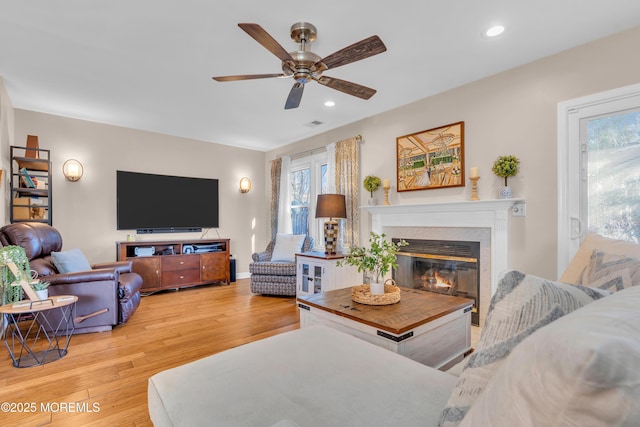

left=10, top=145, right=52, bottom=225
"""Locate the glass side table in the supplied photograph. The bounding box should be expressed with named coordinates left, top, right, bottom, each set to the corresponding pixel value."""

left=0, top=295, right=77, bottom=368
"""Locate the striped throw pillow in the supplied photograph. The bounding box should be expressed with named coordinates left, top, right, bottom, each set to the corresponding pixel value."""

left=579, top=249, right=640, bottom=292
left=437, top=270, right=610, bottom=427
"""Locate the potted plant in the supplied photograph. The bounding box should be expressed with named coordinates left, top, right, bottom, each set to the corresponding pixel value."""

left=363, top=175, right=382, bottom=205
left=492, top=155, right=520, bottom=198
left=31, top=281, right=50, bottom=300
left=0, top=245, right=31, bottom=305
left=338, top=232, right=408, bottom=295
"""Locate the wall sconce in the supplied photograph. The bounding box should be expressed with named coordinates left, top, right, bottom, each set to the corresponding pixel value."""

left=239, top=177, right=252, bottom=193
left=62, top=159, right=84, bottom=182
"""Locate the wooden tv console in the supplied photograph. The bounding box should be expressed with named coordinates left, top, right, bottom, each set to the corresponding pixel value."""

left=116, top=239, right=230, bottom=292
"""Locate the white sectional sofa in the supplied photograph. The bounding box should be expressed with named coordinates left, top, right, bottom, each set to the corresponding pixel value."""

left=149, top=324, right=457, bottom=426
left=148, top=233, right=640, bottom=426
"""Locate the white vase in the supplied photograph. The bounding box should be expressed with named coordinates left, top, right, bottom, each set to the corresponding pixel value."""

left=367, top=198, right=377, bottom=206
left=35, top=289, right=48, bottom=300
left=370, top=280, right=385, bottom=295
left=499, top=186, right=513, bottom=199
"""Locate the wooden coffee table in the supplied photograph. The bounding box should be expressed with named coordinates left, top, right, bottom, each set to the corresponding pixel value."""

left=297, top=287, right=473, bottom=369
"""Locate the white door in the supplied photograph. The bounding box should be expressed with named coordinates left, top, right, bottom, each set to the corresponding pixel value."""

left=557, top=83, right=640, bottom=277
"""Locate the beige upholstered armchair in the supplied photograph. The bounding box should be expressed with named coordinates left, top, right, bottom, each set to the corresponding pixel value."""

left=249, top=234, right=313, bottom=296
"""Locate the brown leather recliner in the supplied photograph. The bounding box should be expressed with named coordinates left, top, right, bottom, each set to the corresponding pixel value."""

left=0, top=222, right=142, bottom=334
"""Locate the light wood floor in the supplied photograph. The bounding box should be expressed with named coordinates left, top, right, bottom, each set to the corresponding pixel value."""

left=0, top=279, right=482, bottom=426
left=0, top=279, right=300, bottom=426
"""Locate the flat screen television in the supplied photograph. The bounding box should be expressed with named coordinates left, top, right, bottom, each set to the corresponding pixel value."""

left=117, top=170, right=219, bottom=233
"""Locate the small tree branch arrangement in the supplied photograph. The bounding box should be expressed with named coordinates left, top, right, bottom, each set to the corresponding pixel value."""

left=338, top=232, right=408, bottom=283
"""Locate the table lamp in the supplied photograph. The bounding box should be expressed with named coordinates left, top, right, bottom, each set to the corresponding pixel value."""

left=315, top=194, right=347, bottom=255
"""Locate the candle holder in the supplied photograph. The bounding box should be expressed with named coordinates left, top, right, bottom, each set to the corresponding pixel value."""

left=470, top=176, right=480, bottom=201
left=383, top=183, right=391, bottom=206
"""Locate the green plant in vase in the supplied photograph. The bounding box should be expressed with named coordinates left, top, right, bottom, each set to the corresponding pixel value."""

left=492, top=155, right=520, bottom=198
left=363, top=175, right=382, bottom=205
left=338, top=232, right=408, bottom=294
left=31, top=281, right=50, bottom=291
left=31, top=280, right=50, bottom=300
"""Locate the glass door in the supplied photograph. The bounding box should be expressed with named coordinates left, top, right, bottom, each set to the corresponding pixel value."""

left=300, top=263, right=311, bottom=294
left=557, top=83, right=640, bottom=276
left=581, top=110, right=640, bottom=243
left=312, top=265, right=323, bottom=293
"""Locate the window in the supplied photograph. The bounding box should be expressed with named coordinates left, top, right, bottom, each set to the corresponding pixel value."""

left=583, top=111, right=640, bottom=242
left=557, top=83, right=640, bottom=277
left=289, top=167, right=310, bottom=235
left=288, top=152, right=328, bottom=247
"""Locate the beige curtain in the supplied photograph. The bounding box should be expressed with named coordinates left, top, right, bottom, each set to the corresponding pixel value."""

left=270, top=158, right=282, bottom=241
left=335, top=135, right=361, bottom=248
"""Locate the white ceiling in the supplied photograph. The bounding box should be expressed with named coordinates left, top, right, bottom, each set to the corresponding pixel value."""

left=1, top=1, right=640, bottom=152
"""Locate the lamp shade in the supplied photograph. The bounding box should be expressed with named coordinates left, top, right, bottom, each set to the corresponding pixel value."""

left=315, top=194, right=347, bottom=219
left=239, top=177, right=251, bottom=193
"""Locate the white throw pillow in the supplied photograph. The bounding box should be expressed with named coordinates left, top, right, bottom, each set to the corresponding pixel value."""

left=460, top=285, right=640, bottom=427
left=271, top=234, right=306, bottom=262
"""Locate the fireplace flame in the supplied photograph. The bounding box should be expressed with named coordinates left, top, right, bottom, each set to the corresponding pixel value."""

left=433, top=270, right=453, bottom=288
left=420, top=269, right=456, bottom=293
left=434, top=271, right=453, bottom=288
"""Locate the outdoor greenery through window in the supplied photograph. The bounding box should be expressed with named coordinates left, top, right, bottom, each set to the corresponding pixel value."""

left=290, top=168, right=310, bottom=235
left=585, top=109, right=640, bottom=243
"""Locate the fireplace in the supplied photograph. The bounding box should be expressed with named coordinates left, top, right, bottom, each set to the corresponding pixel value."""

left=363, top=199, right=521, bottom=326
left=393, top=239, right=480, bottom=326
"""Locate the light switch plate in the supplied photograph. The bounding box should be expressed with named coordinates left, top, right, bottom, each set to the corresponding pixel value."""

left=512, top=203, right=526, bottom=217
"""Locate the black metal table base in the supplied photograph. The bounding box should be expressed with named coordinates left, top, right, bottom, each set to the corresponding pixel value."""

left=2, top=303, right=75, bottom=368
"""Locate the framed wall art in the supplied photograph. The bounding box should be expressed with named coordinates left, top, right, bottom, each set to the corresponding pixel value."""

left=396, top=121, right=465, bottom=192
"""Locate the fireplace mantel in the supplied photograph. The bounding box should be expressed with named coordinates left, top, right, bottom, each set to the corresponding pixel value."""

left=362, top=199, right=524, bottom=295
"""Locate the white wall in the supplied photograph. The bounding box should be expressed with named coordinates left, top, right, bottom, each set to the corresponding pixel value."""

left=267, top=25, right=640, bottom=280
left=13, top=110, right=266, bottom=275
left=0, top=77, right=15, bottom=227
left=8, top=26, right=640, bottom=281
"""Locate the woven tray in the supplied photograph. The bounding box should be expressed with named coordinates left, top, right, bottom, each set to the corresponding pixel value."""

left=352, top=279, right=401, bottom=305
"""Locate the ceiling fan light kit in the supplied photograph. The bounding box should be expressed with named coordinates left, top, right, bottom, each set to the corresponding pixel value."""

left=212, top=22, right=387, bottom=110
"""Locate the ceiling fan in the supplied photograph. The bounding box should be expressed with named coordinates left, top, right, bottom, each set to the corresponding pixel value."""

left=212, top=22, right=387, bottom=109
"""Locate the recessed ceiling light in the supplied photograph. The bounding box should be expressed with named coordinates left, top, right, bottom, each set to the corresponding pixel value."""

left=324, top=100, right=335, bottom=107
left=485, top=25, right=505, bottom=37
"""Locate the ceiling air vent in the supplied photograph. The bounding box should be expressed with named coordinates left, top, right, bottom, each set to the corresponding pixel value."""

left=304, top=120, right=324, bottom=128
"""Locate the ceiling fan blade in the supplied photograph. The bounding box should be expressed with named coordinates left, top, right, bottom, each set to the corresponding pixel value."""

left=213, top=73, right=286, bottom=82
left=238, top=23, right=295, bottom=64
left=285, top=83, right=304, bottom=109
left=316, top=35, right=386, bottom=71
left=317, top=76, right=376, bottom=100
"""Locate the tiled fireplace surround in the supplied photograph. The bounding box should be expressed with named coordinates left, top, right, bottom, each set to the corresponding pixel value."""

left=363, top=199, right=522, bottom=326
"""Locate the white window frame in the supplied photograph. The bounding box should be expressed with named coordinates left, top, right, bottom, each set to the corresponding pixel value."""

left=289, top=151, right=330, bottom=250
left=557, top=82, right=640, bottom=278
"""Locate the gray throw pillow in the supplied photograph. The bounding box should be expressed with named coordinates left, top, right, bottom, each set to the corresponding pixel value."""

left=51, top=248, right=92, bottom=273
left=437, top=270, right=610, bottom=427
left=579, top=249, right=640, bottom=291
